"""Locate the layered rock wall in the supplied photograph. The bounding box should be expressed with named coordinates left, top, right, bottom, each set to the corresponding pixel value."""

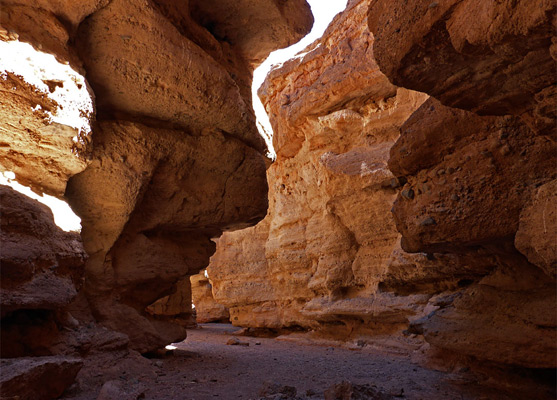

left=206, top=0, right=493, bottom=340
left=191, top=270, right=230, bottom=323
left=0, top=0, right=313, bottom=396
left=206, top=0, right=556, bottom=374
left=368, top=0, right=556, bottom=368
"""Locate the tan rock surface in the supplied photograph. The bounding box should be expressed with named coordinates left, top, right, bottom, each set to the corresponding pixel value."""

left=2, top=0, right=311, bottom=361
left=191, top=271, right=230, bottom=323
left=389, top=98, right=556, bottom=254
left=66, top=120, right=267, bottom=352
left=0, top=67, right=91, bottom=197
left=207, top=0, right=492, bottom=339
left=372, top=2, right=557, bottom=367
left=367, top=0, right=556, bottom=135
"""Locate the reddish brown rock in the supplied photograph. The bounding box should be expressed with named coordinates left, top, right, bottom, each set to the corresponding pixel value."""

left=0, top=185, right=86, bottom=356
left=191, top=271, right=230, bottom=323
left=367, top=0, right=556, bottom=135
left=422, top=259, right=557, bottom=368
left=515, top=180, right=557, bottom=278
left=0, top=356, right=83, bottom=400
left=189, top=0, right=314, bottom=66
left=387, top=97, right=556, bottom=367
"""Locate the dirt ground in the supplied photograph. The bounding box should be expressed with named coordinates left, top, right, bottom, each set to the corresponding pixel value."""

left=135, top=323, right=543, bottom=400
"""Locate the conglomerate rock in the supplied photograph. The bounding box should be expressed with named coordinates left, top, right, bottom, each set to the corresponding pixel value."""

left=369, top=0, right=557, bottom=368
left=206, top=0, right=493, bottom=338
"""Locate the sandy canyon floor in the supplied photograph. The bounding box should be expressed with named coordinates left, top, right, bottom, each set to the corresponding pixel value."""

left=126, top=323, right=542, bottom=400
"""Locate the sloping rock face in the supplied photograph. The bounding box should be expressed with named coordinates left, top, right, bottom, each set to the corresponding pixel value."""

left=191, top=271, right=230, bottom=323
left=0, top=356, right=83, bottom=400
left=369, top=0, right=557, bottom=368
left=207, top=0, right=494, bottom=338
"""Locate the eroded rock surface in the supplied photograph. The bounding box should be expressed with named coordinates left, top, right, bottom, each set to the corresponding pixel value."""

left=191, top=271, right=230, bottom=323
left=0, top=185, right=87, bottom=357
left=65, top=120, right=267, bottom=352
left=369, top=0, right=557, bottom=369
left=1, top=0, right=313, bottom=395
left=367, top=0, right=556, bottom=136
left=206, top=0, right=493, bottom=340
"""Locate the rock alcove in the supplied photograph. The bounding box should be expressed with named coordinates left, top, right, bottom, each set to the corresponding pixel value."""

left=0, top=0, right=555, bottom=399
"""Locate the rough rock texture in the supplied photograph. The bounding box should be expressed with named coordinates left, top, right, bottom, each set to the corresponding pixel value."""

left=0, top=356, right=83, bottom=400
left=42, top=0, right=310, bottom=354
left=389, top=98, right=556, bottom=254
left=0, top=185, right=87, bottom=357
left=191, top=271, right=230, bottom=323
left=389, top=99, right=557, bottom=368
left=1, top=1, right=312, bottom=397
left=367, top=0, right=557, bottom=136
left=0, top=63, right=91, bottom=198
left=515, top=180, right=557, bottom=278
left=65, top=120, right=267, bottom=352
left=369, top=0, right=557, bottom=368
left=207, top=0, right=493, bottom=339
left=189, top=0, right=314, bottom=66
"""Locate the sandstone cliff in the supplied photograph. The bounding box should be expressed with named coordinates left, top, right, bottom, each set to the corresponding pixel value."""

left=206, top=0, right=556, bottom=376
left=206, top=0, right=493, bottom=341
left=368, top=0, right=556, bottom=368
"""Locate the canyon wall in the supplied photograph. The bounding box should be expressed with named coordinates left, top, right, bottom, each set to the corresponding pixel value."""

left=205, top=0, right=556, bottom=373
left=0, top=0, right=312, bottom=396
left=368, top=0, right=556, bottom=368
left=206, top=0, right=493, bottom=340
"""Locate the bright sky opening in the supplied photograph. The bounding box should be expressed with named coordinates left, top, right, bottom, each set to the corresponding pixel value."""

left=0, top=40, right=91, bottom=232
left=252, top=0, right=349, bottom=159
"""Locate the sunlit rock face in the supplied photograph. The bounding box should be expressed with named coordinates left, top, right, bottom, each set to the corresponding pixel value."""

left=0, top=39, right=93, bottom=198
left=1, top=0, right=312, bottom=356
left=66, top=0, right=310, bottom=352
left=191, top=270, right=230, bottom=323
left=369, top=0, right=557, bottom=368
left=206, top=0, right=493, bottom=338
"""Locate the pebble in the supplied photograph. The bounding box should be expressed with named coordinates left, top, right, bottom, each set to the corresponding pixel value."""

left=420, top=217, right=437, bottom=226
left=401, top=188, right=415, bottom=200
